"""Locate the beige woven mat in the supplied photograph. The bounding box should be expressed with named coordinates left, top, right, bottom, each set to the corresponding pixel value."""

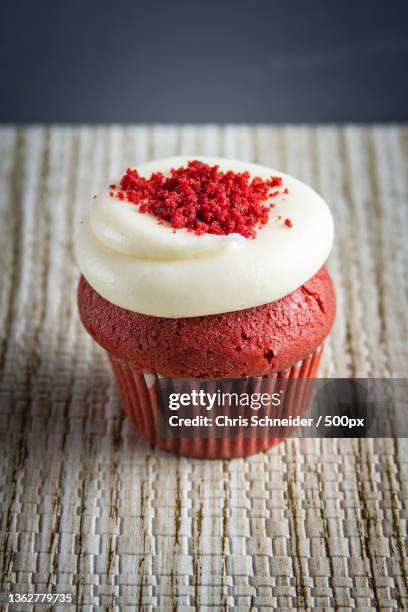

left=0, top=126, right=408, bottom=610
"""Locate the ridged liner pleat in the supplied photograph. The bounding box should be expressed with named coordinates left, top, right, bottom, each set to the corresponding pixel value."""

left=109, top=345, right=324, bottom=459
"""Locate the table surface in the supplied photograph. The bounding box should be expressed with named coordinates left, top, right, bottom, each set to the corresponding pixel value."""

left=0, top=125, right=407, bottom=610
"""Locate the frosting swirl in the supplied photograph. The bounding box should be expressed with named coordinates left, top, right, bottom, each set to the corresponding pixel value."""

left=75, top=156, right=334, bottom=317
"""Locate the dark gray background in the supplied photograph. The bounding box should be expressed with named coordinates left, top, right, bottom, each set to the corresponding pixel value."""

left=1, top=0, right=407, bottom=123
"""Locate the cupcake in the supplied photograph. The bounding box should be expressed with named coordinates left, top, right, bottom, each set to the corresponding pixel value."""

left=76, top=157, right=335, bottom=458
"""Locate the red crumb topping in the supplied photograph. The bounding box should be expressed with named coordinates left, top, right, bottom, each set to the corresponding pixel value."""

left=112, top=160, right=290, bottom=238
left=284, top=218, right=292, bottom=228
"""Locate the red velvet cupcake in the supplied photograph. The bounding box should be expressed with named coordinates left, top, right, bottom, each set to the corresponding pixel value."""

left=76, top=157, right=335, bottom=458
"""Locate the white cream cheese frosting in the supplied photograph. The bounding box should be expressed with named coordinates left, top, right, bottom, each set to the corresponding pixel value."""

left=75, top=156, right=334, bottom=318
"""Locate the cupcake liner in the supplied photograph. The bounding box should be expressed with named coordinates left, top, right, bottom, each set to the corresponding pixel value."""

left=109, top=345, right=324, bottom=459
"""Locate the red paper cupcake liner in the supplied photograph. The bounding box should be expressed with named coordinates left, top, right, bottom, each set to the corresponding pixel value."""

left=108, top=345, right=324, bottom=459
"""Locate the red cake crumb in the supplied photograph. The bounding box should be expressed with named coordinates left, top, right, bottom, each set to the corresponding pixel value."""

left=112, top=160, right=288, bottom=239
left=284, top=218, right=293, bottom=228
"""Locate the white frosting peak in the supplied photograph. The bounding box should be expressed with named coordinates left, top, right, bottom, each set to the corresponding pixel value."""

left=76, top=156, right=334, bottom=317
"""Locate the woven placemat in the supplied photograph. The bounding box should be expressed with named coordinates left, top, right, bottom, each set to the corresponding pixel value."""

left=0, top=125, right=407, bottom=610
